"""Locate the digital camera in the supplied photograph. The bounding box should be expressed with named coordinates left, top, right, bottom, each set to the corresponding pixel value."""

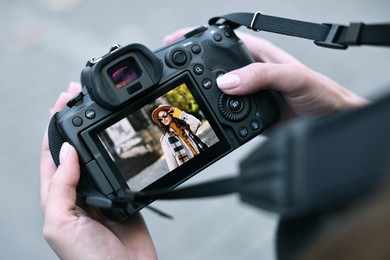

left=48, top=24, right=280, bottom=220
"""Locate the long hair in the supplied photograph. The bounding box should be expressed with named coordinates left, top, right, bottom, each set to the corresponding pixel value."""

left=158, top=116, right=190, bottom=137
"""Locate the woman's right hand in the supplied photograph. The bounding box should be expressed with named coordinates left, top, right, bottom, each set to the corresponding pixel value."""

left=164, top=30, right=369, bottom=122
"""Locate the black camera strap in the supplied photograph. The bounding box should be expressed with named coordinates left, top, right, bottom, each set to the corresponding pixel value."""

left=135, top=176, right=239, bottom=200
left=209, top=12, right=390, bottom=49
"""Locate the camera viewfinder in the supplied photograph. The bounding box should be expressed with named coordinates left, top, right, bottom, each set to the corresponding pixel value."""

left=107, top=57, right=142, bottom=89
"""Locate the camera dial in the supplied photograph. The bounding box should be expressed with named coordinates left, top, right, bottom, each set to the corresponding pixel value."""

left=218, top=93, right=251, bottom=121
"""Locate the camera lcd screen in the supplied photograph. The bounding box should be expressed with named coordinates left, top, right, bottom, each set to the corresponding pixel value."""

left=107, top=57, right=142, bottom=89
left=97, top=81, right=221, bottom=191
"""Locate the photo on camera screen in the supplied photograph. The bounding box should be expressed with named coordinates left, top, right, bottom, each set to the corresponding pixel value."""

left=98, top=82, right=220, bottom=191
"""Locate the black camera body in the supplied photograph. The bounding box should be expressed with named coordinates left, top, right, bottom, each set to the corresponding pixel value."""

left=48, top=24, right=280, bottom=220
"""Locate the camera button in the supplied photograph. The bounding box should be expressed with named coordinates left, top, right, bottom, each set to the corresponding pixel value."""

left=218, top=94, right=251, bottom=121
left=202, top=78, right=212, bottom=89
left=85, top=109, right=96, bottom=119
left=193, top=64, right=204, bottom=75
left=216, top=71, right=225, bottom=78
left=183, top=26, right=207, bottom=38
left=250, top=120, right=262, bottom=131
left=238, top=127, right=249, bottom=138
left=172, top=50, right=187, bottom=66
left=67, top=92, right=84, bottom=108
left=228, top=98, right=243, bottom=112
left=191, top=44, right=201, bottom=54
left=213, top=33, right=222, bottom=42
left=72, top=116, right=83, bottom=127
left=224, top=30, right=232, bottom=38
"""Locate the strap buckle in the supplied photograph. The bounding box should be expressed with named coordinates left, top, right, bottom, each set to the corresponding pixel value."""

left=344, top=22, right=365, bottom=46
left=314, top=23, right=348, bottom=49
left=249, top=11, right=263, bottom=31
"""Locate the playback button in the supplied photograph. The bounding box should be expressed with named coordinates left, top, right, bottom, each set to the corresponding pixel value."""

left=238, top=127, right=249, bottom=138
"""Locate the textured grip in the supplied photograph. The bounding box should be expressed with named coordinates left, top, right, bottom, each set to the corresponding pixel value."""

left=201, top=39, right=248, bottom=72
left=48, top=113, right=64, bottom=166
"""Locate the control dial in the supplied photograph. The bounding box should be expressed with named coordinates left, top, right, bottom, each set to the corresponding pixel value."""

left=218, top=93, right=251, bottom=121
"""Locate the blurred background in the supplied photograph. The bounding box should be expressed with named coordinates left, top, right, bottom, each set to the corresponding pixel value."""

left=1, top=0, right=389, bottom=259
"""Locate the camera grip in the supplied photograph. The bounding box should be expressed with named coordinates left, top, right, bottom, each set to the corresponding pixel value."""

left=48, top=113, right=65, bottom=167
left=201, top=39, right=253, bottom=72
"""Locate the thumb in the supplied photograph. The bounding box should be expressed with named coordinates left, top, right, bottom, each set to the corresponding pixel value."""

left=217, top=62, right=307, bottom=96
left=44, top=143, right=80, bottom=218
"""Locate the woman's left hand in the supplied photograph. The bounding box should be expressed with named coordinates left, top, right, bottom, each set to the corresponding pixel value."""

left=41, top=82, right=158, bottom=260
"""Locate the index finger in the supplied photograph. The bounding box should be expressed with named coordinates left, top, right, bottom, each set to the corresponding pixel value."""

left=164, top=27, right=302, bottom=66
left=163, top=27, right=195, bottom=45
left=235, top=31, right=302, bottom=64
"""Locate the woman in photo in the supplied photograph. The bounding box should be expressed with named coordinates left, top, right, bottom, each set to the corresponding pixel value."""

left=151, top=104, right=208, bottom=170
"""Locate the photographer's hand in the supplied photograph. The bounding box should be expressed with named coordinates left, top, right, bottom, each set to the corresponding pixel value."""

left=164, top=30, right=369, bottom=121
left=40, top=83, right=157, bottom=260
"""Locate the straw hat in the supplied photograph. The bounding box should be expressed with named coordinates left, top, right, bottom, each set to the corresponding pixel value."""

left=151, top=104, right=172, bottom=124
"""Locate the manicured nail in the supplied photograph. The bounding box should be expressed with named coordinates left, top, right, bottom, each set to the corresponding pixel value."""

left=216, top=74, right=240, bottom=90
left=163, top=34, right=173, bottom=44
left=60, top=142, right=70, bottom=164
left=68, top=81, right=81, bottom=92
left=68, top=81, right=79, bottom=87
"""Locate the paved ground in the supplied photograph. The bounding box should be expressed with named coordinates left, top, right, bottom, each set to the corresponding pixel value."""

left=1, top=0, right=389, bottom=259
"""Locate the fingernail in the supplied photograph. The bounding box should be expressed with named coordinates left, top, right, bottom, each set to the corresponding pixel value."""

left=163, top=35, right=172, bottom=44
left=68, top=81, right=81, bottom=91
left=217, top=74, right=240, bottom=90
left=60, top=142, right=70, bottom=164
left=68, top=81, right=79, bottom=87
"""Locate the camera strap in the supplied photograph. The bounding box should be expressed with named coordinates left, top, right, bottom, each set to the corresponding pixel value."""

left=209, top=12, right=390, bottom=49
left=135, top=176, right=239, bottom=200
left=83, top=174, right=238, bottom=219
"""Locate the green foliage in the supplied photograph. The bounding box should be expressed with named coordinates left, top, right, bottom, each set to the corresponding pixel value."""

left=166, top=83, right=199, bottom=113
